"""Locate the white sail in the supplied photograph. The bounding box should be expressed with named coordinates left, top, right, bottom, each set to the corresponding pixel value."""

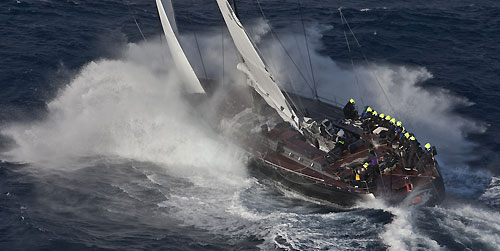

left=215, top=0, right=300, bottom=129
left=162, top=0, right=179, bottom=36
left=156, top=0, right=205, bottom=93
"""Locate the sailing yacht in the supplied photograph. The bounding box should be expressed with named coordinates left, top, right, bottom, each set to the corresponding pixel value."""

left=156, top=0, right=446, bottom=206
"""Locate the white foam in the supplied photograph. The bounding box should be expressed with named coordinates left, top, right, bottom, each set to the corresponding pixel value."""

left=356, top=199, right=443, bottom=250
left=1, top=38, right=248, bottom=183
left=431, top=204, right=500, bottom=249
left=479, top=176, right=500, bottom=207
left=382, top=208, right=442, bottom=250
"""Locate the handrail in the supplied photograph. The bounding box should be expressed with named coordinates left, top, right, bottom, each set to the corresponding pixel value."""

left=260, top=158, right=325, bottom=183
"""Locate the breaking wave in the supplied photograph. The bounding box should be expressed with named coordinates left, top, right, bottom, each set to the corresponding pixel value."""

left=1, top=39, right=247, bottom=183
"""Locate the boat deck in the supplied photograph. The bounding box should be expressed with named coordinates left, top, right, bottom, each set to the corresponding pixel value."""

left=260, top=94, right=442, bottom=198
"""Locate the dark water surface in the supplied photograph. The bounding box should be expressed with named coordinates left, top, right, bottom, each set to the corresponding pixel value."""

left=1, top=0, right=499, bottom=250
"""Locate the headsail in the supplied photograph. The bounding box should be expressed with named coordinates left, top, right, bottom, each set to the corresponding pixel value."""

left=215, top=0, right=301, bottom=130
left=156, top=0, right=205, bottom=93
left=162, top=0, right=179, bottom=36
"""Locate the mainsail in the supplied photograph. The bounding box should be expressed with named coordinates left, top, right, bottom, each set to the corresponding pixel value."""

left=156, top=0, right=205, bottom=93
left=215, top=0, right=301, bottom=129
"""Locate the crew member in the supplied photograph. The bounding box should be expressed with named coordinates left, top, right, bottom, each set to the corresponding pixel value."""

left=383, top=115, right=392, bottom=128
left=415, top=143, right=435, bottom=172
left=398, top=126, right=406, bottom=141
left=362, top=109, right=377, bottom=132
left=325, top=130, right=347, bottom=163
left=354, top=166, right=365, bottom=182
left=389, top=118, right=396, bottom=130
left=362, top=162, right=370, bottom=180
left=363, top=162, right=370, bottom=169
left=361, top=106, right=373, bottom=118
left=380, top=150, right=398, bottom=172
left=401, top=132, right=411, bottom=148
left=386, top=118, right=398, bottom=143
left=423, top=143, right=435, bottom=160
left=368, top=111, right=378, bottom=131
left=396, top=121, right=403, bottom=135
left=343, top=98, right=359, bottom=120
left=375, top=113, right=385, bottom=125
left=364, top=161, right=381, bottom=182
left=399, top=132, right=410, bottom=167
left=425, top=143, right=432, bottom=152
left=335, top=130, right=347, bottom=149
left=405, top=136, right=419, bottom=170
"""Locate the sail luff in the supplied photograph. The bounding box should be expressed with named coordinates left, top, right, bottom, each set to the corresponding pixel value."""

left=156, top=0, right=205, bottom=93
left=215, top=0, right=301, bottom=129
left=163, top=0, right=179, bottom=36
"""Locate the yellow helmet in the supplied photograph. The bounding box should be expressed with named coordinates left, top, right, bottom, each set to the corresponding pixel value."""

left=379, top=113, right=385, bottom=118
left=363, top=162, right=369, bottom=169
left=350, top=98, right=355, bottom=104
left=385, top=115, right=391, bottom=121
left=396, top=121, right=402, bottom=127
left=425, top=143, right=431, bottom=150
left=373, top=111, right=378, bottom=116
left=390, top=118, right=396, bottom=124
left=366, top=107, right=373, bottom=112
left=404, top=132, right=410, bottom=138
left=409, top=136, right=416, bottom=141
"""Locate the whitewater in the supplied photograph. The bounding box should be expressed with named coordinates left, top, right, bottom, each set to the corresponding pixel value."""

left=1, top=1, right=499, bottom=250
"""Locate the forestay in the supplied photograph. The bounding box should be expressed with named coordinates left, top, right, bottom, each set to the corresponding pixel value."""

left=156, top=0, right=205, bottom=93
left=215, top=0, right=301, bottom=130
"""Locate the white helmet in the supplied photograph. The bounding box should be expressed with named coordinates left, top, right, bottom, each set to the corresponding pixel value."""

left=337, top=129, right=345, bottom=137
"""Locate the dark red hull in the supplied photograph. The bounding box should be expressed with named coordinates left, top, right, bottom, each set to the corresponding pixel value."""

left=245, top=124, right=445, bottom=206
left=239, top=93, right=445, bottom=206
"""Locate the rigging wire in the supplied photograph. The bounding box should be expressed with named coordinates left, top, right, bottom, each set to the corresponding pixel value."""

left=160, top=34, right=166, bottom=65
left=249, top=0, right=280, bottom=87
left=338, top=8, right=397, bottom=117
left=297, top=0, right=319, bottom=100
left=292, top=33, right=308, bottom=76
left=221, top=19, right=225, bottom=86
left=340, top=9, right=364, bottom=107
left=189, top=0, right=208, bottom=79
left=254, top=0, right=316, bottom=98
left=193, top=32, right=208, bottom=79
left=232, top=0, right=303, bottom=118
left=122, top=0, right=147, bottom=42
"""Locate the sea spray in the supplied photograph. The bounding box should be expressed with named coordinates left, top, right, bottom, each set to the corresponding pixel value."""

left=356, top=199, right=443, bottom=250
left=1, top=39, right=248, bottom=183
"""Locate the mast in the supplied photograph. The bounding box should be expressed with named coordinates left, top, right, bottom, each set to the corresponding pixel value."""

left=156, top=0, right=205, bottom=93
left=231, top=0, right=239, bottom=18
left=215, top=0, right=301, bottom=130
